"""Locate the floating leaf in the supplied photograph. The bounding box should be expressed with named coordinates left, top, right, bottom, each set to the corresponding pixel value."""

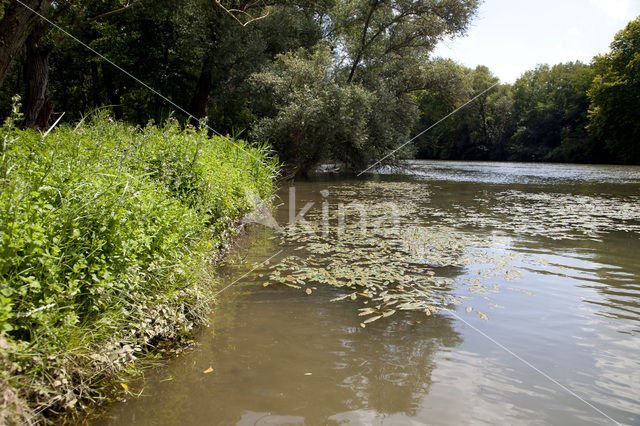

left=477, top=311, right=488, bottom=321
left=363, top=315, right=383, bottom=324
left=330, top=294, right=349, bottom=302
left=261, top=182, right=536, bottom=325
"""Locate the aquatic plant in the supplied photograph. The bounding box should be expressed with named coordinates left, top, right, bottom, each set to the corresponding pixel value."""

left=261, top=177, right=640, bottom=325
left=265, top=182, right=520, bottom=326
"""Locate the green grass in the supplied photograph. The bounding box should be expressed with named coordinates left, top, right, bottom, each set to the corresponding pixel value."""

left=0, top=102, right=278, bottom=423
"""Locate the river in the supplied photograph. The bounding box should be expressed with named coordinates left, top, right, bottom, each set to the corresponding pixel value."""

left=96, top=161, right=640, bottom=425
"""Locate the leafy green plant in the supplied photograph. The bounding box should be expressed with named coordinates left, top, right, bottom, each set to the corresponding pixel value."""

left=0, top=104, right=277, bottom=422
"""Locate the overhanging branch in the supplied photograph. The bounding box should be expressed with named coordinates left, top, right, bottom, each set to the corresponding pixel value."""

left=213, top=0, right=271, bottom=27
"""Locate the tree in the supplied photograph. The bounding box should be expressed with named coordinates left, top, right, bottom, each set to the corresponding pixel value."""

left=0, top=0, right=51, bottom=88
left=250, top=46, right=374, bottom=172
left=187, top=0, right=324, bottom=129
left=331, top=0, right=479, bottom=84
left=509, top=62, right=595, bottom=162
left=588, top=16, right=640, bottom=164
left=2, top=0, right=151, bottom=128
left=415, top=64, right=511, bottom=161
left=250, top=0, right=480, bottom=172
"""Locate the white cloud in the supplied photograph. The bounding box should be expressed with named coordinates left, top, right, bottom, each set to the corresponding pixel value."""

left=589, top=0, right=637, bottom=22
left=567, top=26, right=582, bottom=36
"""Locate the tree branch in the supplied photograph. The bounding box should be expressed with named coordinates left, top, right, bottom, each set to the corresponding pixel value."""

left=347, top=0, right=379, bottom=83
left=213, top=0, right=272, bottom=27
left=86, top=0, right=143, bottom=23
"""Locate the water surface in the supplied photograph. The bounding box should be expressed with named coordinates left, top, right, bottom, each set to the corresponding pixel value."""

left=97, top=161, right=640, bottom=425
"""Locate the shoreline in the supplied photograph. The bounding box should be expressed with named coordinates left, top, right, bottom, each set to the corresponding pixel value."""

left=0, top=115, right=278, bottom=424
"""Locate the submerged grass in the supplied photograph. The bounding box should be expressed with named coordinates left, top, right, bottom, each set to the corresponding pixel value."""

left=0, top=102, right=278, bottom=424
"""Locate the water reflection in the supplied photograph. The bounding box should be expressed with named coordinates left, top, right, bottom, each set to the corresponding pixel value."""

left=401, top=160, right=640, bottom=186
left=98, top=283, right=463, bottom=425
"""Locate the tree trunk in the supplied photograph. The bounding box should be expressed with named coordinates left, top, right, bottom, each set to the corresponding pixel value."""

left=347, top=52, right=362, bottom=84
left=0, top=0, right=50, bottom=88
left=24, top=25, right=52, bottom=129
left=347, top=0, right=379, bottom=84
left=189, top=55, right=214, bottom=124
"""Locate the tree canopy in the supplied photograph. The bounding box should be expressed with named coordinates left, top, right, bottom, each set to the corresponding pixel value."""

left=0, top=2, right=639, bottom=170
left=588, top=17, right=640, bottom=164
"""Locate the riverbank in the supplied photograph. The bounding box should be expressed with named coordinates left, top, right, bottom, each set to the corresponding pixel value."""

left=0, top=109, right=278, bottom=424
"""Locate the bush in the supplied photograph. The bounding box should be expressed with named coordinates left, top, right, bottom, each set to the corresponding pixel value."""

left=0, top=104, right=277, bottom=422
left=250, top=47, right=375, bottom=172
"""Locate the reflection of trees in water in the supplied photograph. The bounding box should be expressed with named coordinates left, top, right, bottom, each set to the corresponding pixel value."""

left=351, top=313, right=462, bottom=417
left=218, top=289, right=463, bottom=424
left=99, top=285, right=462, bottom=425
left=582, top=233, right=640, bottom=325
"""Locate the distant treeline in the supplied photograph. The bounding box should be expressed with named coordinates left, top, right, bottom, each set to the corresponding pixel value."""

left=415, top=52, right=639, bottom=165
left=0, top=1, right=638, bottom=170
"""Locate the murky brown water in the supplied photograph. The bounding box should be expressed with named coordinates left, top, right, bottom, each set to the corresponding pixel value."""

left=96, top=161, right=640, bottom=425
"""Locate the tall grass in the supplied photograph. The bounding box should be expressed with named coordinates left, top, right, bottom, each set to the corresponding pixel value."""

left=0, top=101, right=278, bottom=423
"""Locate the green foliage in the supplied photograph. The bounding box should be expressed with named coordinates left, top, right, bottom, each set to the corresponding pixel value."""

left=0, top=0, right=484, bottom=171
left=3, top=0, right=639, bottom=178
left=416, top=61, right=604, bottom=163
left=416, top=15, right=640, bottom=166
left=247, top=0, right=480, bottom=172
left=250, top=45, right=431, bottom=171
left=35, top=0, right=324, bottom=130
left=510, top=62, right=596, bottom=162
left=0, top=104, right=277, bottom=419
left=331, top=0, right=479, bottom=83
left=251, top=47, right=375, bottom=171
left=0, top=0, right=8, bottom=21
left=588, top=16, right=640, bottom=164
left=416, top=64, right=512, bottom=161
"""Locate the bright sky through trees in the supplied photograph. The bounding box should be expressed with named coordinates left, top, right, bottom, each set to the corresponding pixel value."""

left=434, top=0, right=640, bottom=82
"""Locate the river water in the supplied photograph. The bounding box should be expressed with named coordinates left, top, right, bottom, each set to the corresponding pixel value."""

left=97, top=161, right=640, bottom=425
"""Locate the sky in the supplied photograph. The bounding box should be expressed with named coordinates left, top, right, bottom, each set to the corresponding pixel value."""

left=433, top=0, right=640, bottom=83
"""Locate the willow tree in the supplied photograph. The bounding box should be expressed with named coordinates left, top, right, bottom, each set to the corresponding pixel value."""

left=331, top=0, right=479, bottom=84
left=250, top=0, right=480, bottom=172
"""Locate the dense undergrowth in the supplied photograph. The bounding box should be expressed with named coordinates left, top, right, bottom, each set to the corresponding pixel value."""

left=0, top=101, right=278, bottom=424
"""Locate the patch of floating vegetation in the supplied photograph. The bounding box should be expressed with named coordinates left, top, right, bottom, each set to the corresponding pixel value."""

left=434, top=190, right=640, bottom=240
left=264, top=189, right=519, bottom=325
left=258, top=181, right=639, bottom=324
